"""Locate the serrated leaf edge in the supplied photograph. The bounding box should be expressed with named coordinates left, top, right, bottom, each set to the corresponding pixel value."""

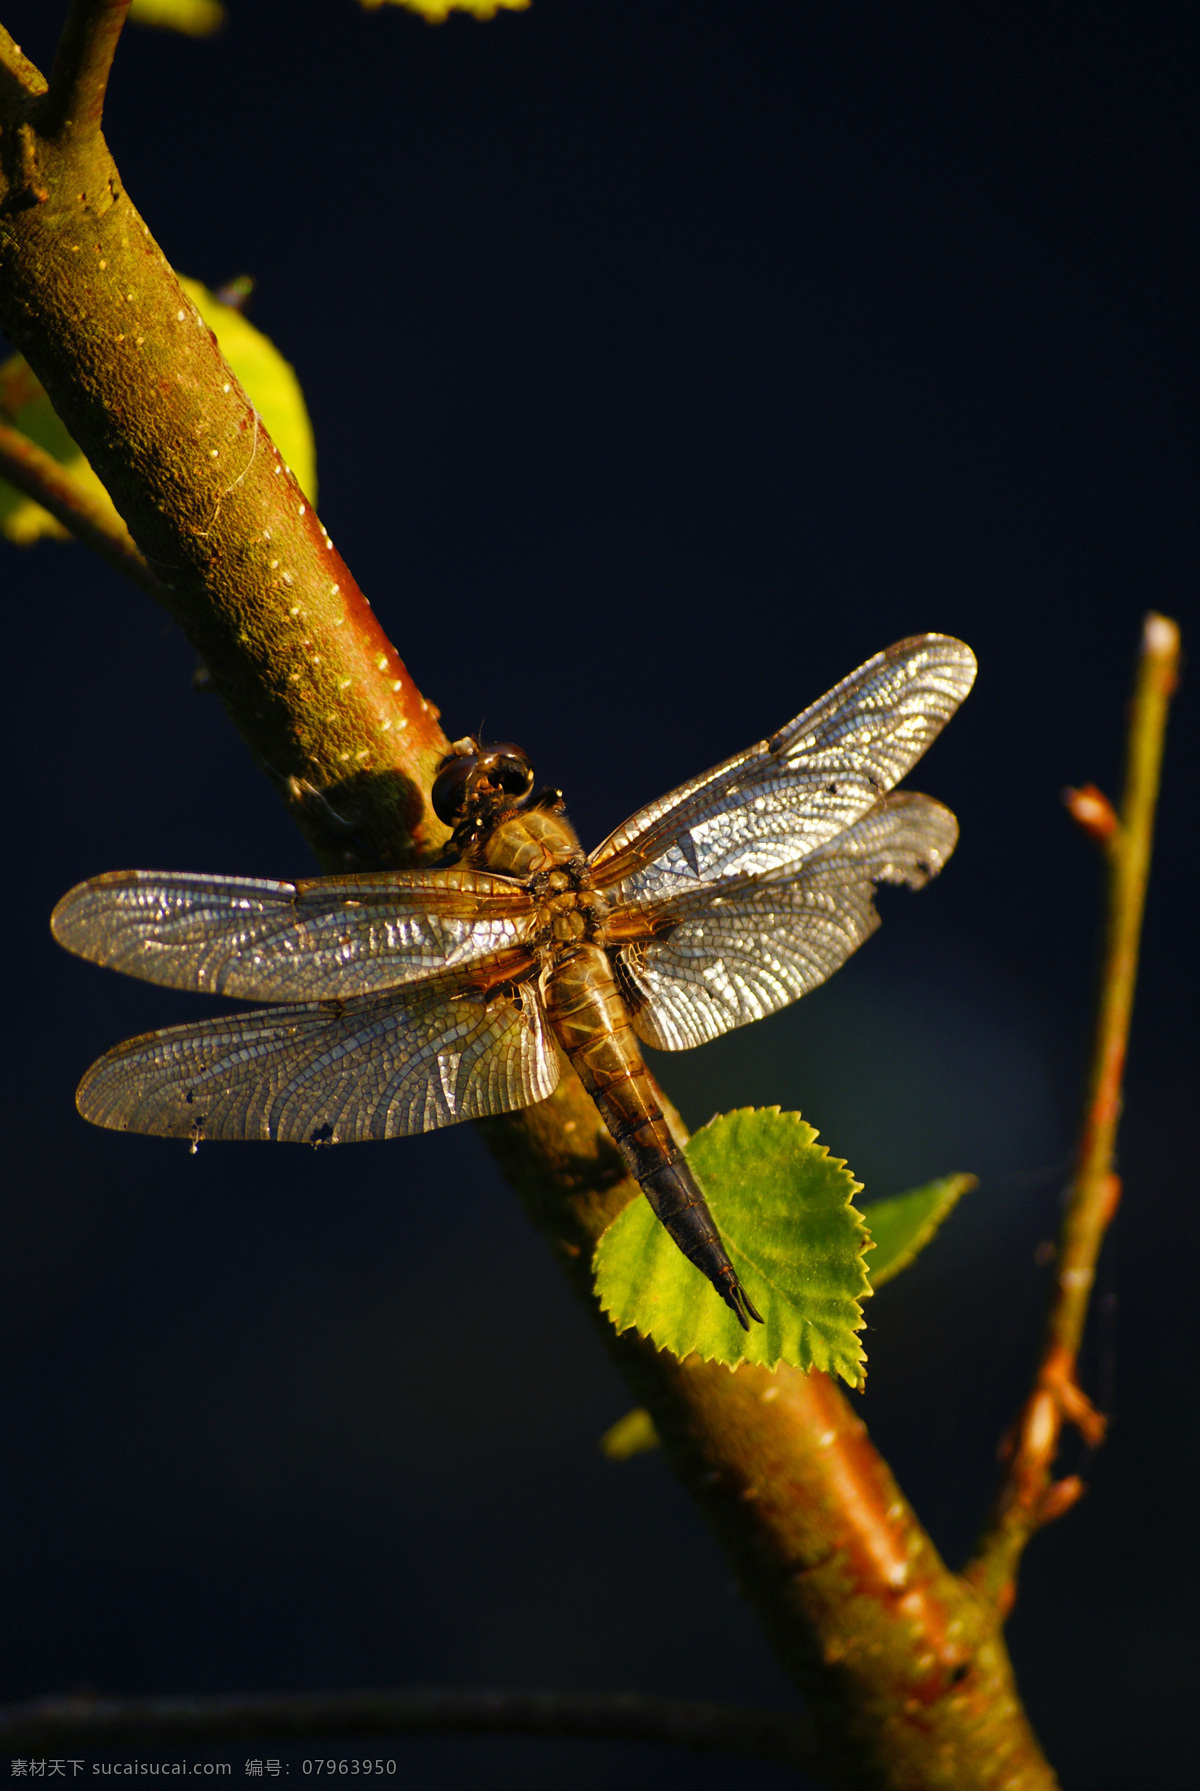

left=594, top=1106, right=873, bottom=1384
left=687, top=1107, right=875, bottom=1311
left=864, top=1172, right=978, bottom=1288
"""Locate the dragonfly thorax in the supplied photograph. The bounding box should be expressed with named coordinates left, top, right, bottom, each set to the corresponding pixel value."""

left=478, top=805, right=584, bottom=880
left=475, top=805, right=612, bottom=946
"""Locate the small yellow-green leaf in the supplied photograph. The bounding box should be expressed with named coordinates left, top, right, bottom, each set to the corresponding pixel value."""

left=600, top=1407, right=660, bottom=1461
left=178, top=277, right=317, bottom=503
left=593, top=1109, right=871, bottom=1386
left=863, top=1174, right=977, bottom=1287
left=130, top=0, right=225, bottom=34
left=0, top=358, right=123, bottom=546
left=359, top=0, right=530, bottom=21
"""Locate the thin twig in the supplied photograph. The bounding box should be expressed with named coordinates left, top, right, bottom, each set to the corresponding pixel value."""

left=0, top=419, right=161, bottom=595
left=0, top=1687, right=819, bottom=1771
left=0, top=26, right=49, bottom=104
left=37, top=0, right=132, bottom=142
left=965, top=612, right=1180, bottom=1610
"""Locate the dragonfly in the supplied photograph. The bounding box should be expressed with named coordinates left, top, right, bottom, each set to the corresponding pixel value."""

left=52, top=633, right=976, bottom=1329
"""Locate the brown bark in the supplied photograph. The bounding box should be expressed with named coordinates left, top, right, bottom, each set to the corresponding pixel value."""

left=483, top=1080, right=1056, bottom=1790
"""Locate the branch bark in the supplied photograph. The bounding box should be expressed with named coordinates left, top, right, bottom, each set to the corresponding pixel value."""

left=0, top=13, right=1104, bottom=1789
left=0, top=1687, right=818, bottom=1770
left=965, top=613, right=1180, bottom=1610
left=0, top=14, right=448, bottom=871
left=482, top=1087, right=1056, bottom=1789
left=39, top=0, right=132, bottom=143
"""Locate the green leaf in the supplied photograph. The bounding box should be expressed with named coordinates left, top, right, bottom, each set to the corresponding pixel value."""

left=0, top=276, right=316, bottom=547
left=359, top=0, right=531, bottom=21
left=599, top=1407, right=660, bottom=1460
left=0, top=358, right=124, bottom=546
left=593, top=1108, right=871, bottom=1387
left=862, top=1174, right=977, bottom=1287
left=129, top=0, right=225, bottom=34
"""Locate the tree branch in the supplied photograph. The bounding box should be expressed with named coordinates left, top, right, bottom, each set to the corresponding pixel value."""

left=38, top=0, right=131, bottom=143
left=0, top=25, right=48, bottom=105
left=0, top=417, right=160, bottom=593
left=0, top=12, right=1077, bottom=1787
left=965, top=612, right=1180, bottom=1610
left=0, top=1687, right=819, bottom=1770
left=0, top=12, right=450, bottom=871
left=482, top=1088, right=1058, bottom=1790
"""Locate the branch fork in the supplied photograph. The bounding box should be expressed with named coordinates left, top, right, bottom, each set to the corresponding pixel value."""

left=37, top=0, right=131, bottom=144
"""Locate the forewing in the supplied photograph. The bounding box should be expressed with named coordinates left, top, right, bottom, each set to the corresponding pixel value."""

left=590, top=634, right=975, bottom=909
left=75, top=963, right=560, bottom=1142
left=51, top=867, right=538, bottom=1001
left=616, top=792, right=958, bottom=1051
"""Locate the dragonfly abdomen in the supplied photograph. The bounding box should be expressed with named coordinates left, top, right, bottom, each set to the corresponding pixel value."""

left=543, top=943, right=761, bottom=1331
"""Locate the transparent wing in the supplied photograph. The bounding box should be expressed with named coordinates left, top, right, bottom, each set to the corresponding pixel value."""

left=75, top=962, right=560, bottom=1142
left=590, top=634, right=975, bottom=910
left=615, top=792, right=958, bottom=1051
left=51, top=866, right=539, bottom=1002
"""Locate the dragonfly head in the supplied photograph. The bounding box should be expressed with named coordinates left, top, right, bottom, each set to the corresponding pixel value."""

left=432, top=737, right=536, bottom=826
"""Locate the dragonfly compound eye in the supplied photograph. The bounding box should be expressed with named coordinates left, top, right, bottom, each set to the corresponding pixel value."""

left=431, top=741, right=535, bottom=824
left=478, top=744, right=535, bottom=806
left=431, top=747, right=480, bottom=824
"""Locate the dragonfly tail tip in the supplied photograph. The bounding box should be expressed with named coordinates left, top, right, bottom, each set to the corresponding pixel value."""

left=723, top=1278, right=763, bottom=1330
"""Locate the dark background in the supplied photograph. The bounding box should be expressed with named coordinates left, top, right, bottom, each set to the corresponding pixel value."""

left=2, top=2, right=1196, bottom=1786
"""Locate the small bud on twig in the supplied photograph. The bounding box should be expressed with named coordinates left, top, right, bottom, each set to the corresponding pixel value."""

left=1063, top=783, right=1119, bottom=844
